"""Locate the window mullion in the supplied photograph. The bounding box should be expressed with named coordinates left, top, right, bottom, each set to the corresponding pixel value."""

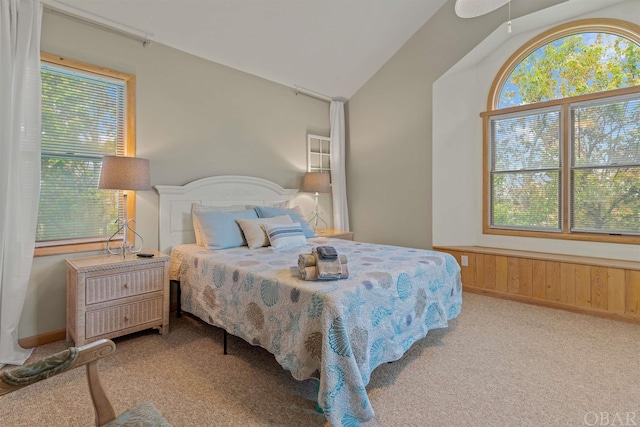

left=561, top=102, right=570, bottom=234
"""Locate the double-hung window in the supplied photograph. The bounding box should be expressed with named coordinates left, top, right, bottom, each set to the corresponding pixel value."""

left=35, top=53, right=135, bottom=256
left=483, top=19, right=640, bottom=243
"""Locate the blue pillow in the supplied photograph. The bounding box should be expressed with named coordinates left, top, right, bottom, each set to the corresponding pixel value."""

left=254, top=206, right=316, bottom=238
left=193, top=209, right=258, bottom=249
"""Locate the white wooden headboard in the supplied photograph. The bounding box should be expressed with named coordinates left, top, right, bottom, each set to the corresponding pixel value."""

left=155, top=175, right=298, bottom=254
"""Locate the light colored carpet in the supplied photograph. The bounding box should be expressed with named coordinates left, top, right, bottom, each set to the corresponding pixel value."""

left=2, top=292, right=639, bottom=427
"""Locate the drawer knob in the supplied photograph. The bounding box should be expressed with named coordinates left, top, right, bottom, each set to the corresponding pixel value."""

left=123, top=283, right=128, bottom=289
left=124, top=316, right=129, bottom=322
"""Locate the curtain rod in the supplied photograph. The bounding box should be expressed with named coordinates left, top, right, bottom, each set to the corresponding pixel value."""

left=41, top=0, right=152, bottom=47
left=293, top=85, right=333, bottom=103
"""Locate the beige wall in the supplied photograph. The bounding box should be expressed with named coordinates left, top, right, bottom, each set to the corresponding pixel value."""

left=345, top=0, right=564, bottom=249
left=21, top=11, right=330, bottom=338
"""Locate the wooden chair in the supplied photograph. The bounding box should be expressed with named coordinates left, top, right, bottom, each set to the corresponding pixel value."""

left=0, top=339, right=171, bottom=426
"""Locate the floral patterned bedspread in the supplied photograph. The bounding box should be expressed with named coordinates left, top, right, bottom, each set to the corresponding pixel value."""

left=170, top=237, right=462, bottom=426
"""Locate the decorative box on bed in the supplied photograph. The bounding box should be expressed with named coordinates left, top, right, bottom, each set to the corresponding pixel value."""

left=155, top=175, right=462, bottom=426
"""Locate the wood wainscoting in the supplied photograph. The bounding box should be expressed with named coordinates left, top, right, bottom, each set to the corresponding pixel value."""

left=433, top=246, right=640, bottom=324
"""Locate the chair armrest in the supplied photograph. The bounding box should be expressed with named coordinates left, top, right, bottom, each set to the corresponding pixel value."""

left=0, top=339, right=115, bottom=396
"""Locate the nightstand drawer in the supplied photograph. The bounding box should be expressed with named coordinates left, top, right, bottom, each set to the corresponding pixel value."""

left=85, top=296, right=163, bottom=338
left=85, top=267, right=164, bottom=305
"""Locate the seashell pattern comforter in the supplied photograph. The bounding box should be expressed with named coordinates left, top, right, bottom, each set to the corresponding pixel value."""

left=170, top=237, right=462, bottom=426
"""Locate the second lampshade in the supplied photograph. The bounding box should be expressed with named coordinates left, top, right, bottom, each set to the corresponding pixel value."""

left=301, top=172, right=330, bottom=229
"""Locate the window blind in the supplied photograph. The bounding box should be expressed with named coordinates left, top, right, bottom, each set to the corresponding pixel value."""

left=489, top=108, right=562, bottom=231
left=37, top=63, right=126, bottom=244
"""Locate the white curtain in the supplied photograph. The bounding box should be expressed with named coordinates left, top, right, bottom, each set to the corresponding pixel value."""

left=0, top=0, right=42, bottom=367
left=330, top=100, right=349, bottom=231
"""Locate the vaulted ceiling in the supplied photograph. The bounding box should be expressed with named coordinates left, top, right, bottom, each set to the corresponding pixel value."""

left=45, top=0, right=449, bottom=99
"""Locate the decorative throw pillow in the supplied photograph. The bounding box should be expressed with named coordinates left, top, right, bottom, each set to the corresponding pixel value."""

left=254, top=206, right=316, bottom=238
left=262, top=222, right=307, bottom=249
left=193, top=209, right=258, bottom=249
left=191, top=203, right=248, bottom=246
left=235, top=215, right=293, bottom=249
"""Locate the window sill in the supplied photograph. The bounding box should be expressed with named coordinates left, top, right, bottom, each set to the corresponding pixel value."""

left=34, top=241, right=108, bottom=257
left=483, top=226, right=640, bottom=245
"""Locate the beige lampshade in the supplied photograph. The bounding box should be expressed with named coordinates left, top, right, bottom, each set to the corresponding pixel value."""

left=98, top=156, right=151, bottom=191
left=301, top=172, right=330, bottom=193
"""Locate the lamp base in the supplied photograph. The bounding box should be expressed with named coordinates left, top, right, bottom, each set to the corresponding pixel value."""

left=308, top=212, right=328, bottom=231
left=105, top=192, right=144, bottom=258
left=309, top=192, right=328, bottom=230
left=106, top=218, right=144, bottom=258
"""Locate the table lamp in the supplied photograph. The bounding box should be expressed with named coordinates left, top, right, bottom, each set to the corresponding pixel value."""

left=301, top=172, right=331, bottom=229
left=98, top=156, right=151, bottom=257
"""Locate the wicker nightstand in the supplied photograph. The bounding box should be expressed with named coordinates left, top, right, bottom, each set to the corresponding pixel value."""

left=66, top=251, right=170, bottom=346
left=315, top=229, right=354, bottom=240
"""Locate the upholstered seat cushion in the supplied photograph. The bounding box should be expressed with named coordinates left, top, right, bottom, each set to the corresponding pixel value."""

left=104, top=402, right=172, bottom=427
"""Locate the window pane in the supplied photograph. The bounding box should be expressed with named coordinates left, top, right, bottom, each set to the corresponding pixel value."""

left=41, top=64, right=125, bottom=157
left=322, top=155, right=330, bottom=170
left=37, top=158, right=119, bottom=241
left=321, top=139, right=330, bottom=154
left=310, top=137, right=321, bottom=153
left=491, top=110, right=560, bottom=171
left=572, top=167, right=640, bottom=234
left=499, top=33, right=640, bottom=108
left=573, top=97, right=640, bottom=167
left=492, top=171, right=561, bottom=230
left=310, top=156, right=321, bottom=170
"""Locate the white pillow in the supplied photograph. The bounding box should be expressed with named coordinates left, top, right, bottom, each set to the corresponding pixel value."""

left=262, top=222, right=307, bottom=249
left=192, top=203, right=247, bottom=246
left=235, top=215, right=293, bottom=249
left=254, top=205, right=316, bottom=238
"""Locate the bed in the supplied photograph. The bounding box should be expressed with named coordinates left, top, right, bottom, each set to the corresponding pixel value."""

left=156, top=175, right=462, bottom=426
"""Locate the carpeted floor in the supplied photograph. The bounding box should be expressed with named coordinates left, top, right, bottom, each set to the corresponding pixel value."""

left=2, top=292, right=639, bottom=427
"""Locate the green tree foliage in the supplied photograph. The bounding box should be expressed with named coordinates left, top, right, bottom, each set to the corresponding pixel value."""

left=501, top=33, right=640, bottom=107
left=493, top=32, right=640, bottom=234
left=492, top=111, right=561, bottom=230
left=572, top=99, right=640, bottom=233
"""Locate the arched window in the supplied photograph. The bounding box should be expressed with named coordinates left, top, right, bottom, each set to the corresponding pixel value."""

left=483, top=19, right=640, bottom=243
